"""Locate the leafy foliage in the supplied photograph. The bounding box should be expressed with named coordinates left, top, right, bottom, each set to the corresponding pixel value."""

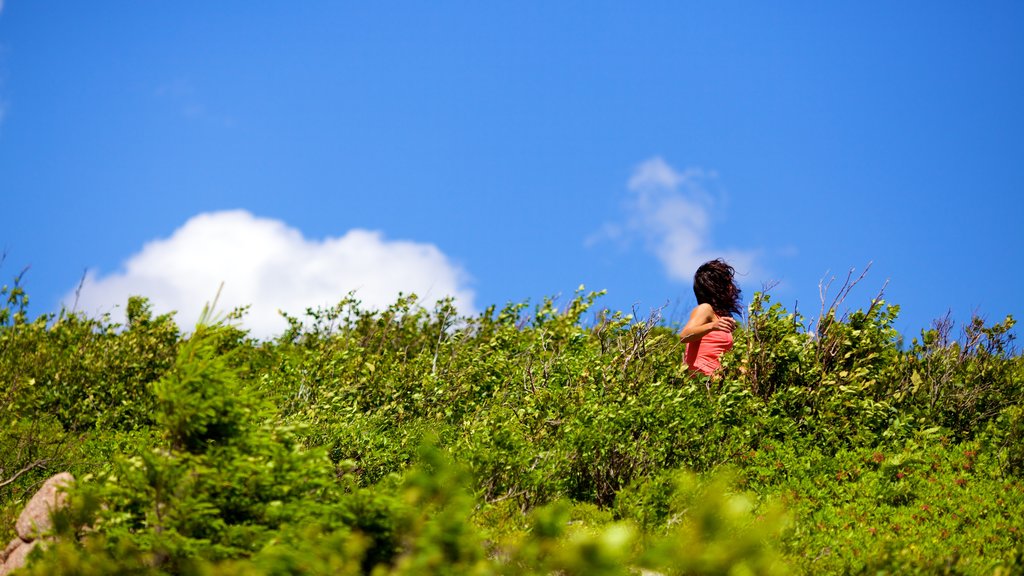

left=2, top=280, right=1022, bottom=574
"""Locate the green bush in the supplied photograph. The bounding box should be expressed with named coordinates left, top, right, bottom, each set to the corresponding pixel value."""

left=2, top=279, right=1021, bottom=574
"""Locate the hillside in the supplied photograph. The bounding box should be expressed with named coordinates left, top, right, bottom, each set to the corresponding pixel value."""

left=1, top=282, right=1022, bottom=574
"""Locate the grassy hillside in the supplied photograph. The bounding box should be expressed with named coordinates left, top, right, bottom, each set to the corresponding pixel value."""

left=2, top=279, right=1022, bottom=574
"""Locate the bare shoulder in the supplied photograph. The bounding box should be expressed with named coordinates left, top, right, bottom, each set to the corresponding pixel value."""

left=689, top=303, right=715, bottom=321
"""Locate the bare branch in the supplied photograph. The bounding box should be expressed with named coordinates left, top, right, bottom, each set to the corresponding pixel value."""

left=71, top=267, right=89, bottom=314
left=863, top=278, right=890, bottom=318
left=0, top=458, right=50, bottom=490
left=817, top=262, right=874, bottom=330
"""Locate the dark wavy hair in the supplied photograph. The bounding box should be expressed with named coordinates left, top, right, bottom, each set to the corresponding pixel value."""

left=693, top=259, right=742, bottom=317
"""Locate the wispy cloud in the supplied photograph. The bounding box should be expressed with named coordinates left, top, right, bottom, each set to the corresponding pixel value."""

left=155, top=78, right=234, bottom=126
left=590, top=156, right=758, bottom=283
left=66, top=210, right=476, bottom=338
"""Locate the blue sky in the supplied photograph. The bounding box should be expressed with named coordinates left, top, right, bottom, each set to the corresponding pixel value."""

left=1, top=2, right=1022, bottom=339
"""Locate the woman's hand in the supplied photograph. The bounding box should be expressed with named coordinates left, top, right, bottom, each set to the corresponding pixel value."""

left=680, top=304, right=737, bottom=343
left=713, top=316, right=737, bottom=332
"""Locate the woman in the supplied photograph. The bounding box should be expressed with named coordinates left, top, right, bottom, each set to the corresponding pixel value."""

left=679, top=259, right=742, bottom=376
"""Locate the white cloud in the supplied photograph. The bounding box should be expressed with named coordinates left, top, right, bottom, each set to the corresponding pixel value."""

left=593, top=156, right=757, bottom=283
left=155, top=78, right=234, bottom=126
left=66, top=210, right=476, bottom=338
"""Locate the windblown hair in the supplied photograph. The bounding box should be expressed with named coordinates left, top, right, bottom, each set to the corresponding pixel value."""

left=693, top=259, right=742, bottom=317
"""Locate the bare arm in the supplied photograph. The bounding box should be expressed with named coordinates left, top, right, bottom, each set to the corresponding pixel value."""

left=679, top=303, right=736, bottom=344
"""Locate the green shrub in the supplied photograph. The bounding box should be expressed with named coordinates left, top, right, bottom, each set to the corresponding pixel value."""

left=3, top=280, right=1021, bottom=574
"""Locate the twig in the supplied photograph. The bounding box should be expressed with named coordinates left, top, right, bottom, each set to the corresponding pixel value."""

left=863, top=278, right=890, bottom=318
left=431, top=307, right=452, bottom=376
left=816, top=262, right=874, bottom=336
left=71, top=268, right=89, bottom=314
left=0, top=458, right=50, bottom=490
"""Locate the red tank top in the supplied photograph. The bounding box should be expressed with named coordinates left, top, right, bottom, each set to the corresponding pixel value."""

left=684, top=328, right=734, bottom=376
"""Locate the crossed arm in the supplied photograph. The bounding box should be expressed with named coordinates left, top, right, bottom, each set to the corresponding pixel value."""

left=679, top=303, right=736, bottom=343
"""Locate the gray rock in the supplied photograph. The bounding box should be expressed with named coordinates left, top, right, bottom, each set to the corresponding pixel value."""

left=0, top=540, right=36, bottom=576
left=15, top=473, right=74, bottom=541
